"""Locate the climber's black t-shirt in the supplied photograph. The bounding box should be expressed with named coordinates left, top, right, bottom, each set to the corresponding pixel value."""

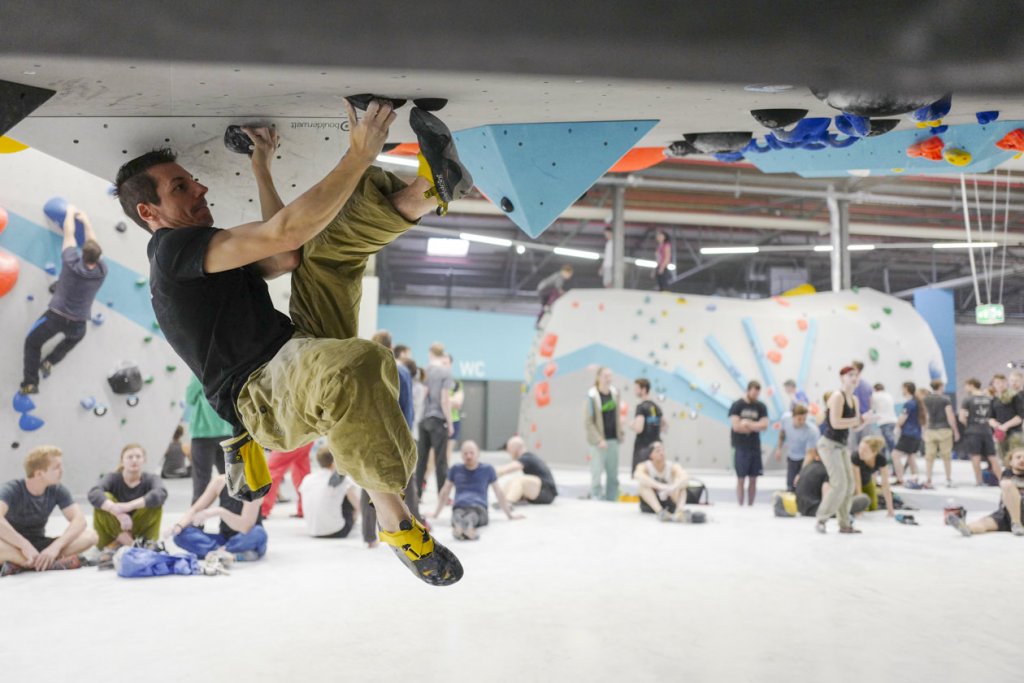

left=148, top=227, right=294, bottom=429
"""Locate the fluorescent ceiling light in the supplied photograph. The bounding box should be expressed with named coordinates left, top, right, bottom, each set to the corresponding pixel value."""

left=553, top=247, right=600, bottom=260
left=634, top=258, right=657, bottom=268
left=375, top=153, right=419, bottom=168
left=668, top=264, right=676, bottom=271
left=426, top=237, right=469, bottom=257
left=848, top=244, right=875, bottom=251
left=700, top=246, right=760, bottom=255
left=515, top=245, right=526, bottom=255
left=813, top=245, right=833, bottom=252
left=932, top=241, right=998, bottom=249
left=459, top=232, right=512, bottom=247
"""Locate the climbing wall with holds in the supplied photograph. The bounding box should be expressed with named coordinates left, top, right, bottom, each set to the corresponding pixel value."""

left=0, top=147, right=191, bottom=495
left=520, top=288, right=945, bottom=471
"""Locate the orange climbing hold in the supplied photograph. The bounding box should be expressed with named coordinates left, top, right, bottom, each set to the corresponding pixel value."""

left=906, top=136, right=944, bottom=161
left=996, top=129, right=1024, bottom=152
left=808, top=402, right=821, bottom=416
left=543, top=361, right=558, bottom=378
left=534, top=381, right=551, bottom=408
left=571, top=300, right=580, bottom=309
left=534, top=441, right=542, bottom=450
left=797, top=319, right=809, bottom=332
left=772, top=296, right=791, bottom=307
left=619, top=401, right=630, bottom=418
left=766, top=349, right=782, bottom=364
left=598, top=303, right=605, bottom=312
left=773, top=334, right=789, bottom=349
left=539, top=333, right=558, bottom=358
left=530, top=423, right=537, bottom=433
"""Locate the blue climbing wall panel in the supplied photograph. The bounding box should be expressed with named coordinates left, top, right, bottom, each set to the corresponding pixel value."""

left=453, top=119, right=659, bottom=237
left=746, top=120, right=1023, bottom=178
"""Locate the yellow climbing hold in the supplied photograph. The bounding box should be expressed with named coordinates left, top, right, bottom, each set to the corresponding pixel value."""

left=662, top=310, right=668, bottom=317
left=0, top=136, right=28, bottom=154
left=676, top=297, right=687, bottom=304
left=845, top=304, right=859, bottom=311
left=891, top=167, right=905, bottom=173
left=944, top=148, right=972, bottom=166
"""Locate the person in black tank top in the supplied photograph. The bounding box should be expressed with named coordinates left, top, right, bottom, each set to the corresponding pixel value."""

left=815, top=367, right=867, bottom=534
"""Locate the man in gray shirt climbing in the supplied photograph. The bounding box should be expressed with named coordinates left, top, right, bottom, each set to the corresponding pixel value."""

left=21, top=205, right=107, bottom=394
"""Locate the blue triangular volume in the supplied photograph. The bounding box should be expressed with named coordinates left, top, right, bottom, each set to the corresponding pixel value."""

left=453, top=120, right=659, bottom=237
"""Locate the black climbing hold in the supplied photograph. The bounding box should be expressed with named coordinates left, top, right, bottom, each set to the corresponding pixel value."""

left=500, top=197, right=514, bottom=212
left=126, top=395, right=140, bottom=407
left=48, top=282, right=57, bottom=294
left=749, top=109, right=808, bottom=129
left=412, top=98, right=448, bottom=112
left=115, top=221, right=128, bottom=233
left=346, top=94, right=408, bottom=111
left=866, top=119, right=900, bottom=137
left=10, top=442, right=18, bottom=449
left=224, top=125, right=255, bottom=156
left=809, top=88, right=942, bottom=117
left=0, top=79, right=56, bottom=139
left=682, top=132, right=752, bottom=154
left=93, top=406, right=108, bottom=417
left=665, top=140, right=699, bottom=158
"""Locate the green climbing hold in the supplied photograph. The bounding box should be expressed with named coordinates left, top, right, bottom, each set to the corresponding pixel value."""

left=870, top=322, right=881, bottom=330
left=165, top=364, right=177, bottom=372
left=869, top=348, right=879, bottom=362
left=152, top=321, right=161, bottom=330
left=143, top=335, right=153, bottom=343
left=120, top=418, right=127, bottom=426
left=851, top=286, right=860, bottom=294
left=144, top=376, right=155, bottom=384
left=135, top=277, right=147, bottom=287
left=899, top=360, right=913, bottom=369
left=883, top=307, right=893, bottom=315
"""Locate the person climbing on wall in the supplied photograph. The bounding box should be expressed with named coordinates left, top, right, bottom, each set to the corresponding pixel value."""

left=536, top=264, right=573, bottom=328
left=20, top=205, right=107, bottom=395
left=114, top=97, right=471, bottom=586
left=653, top=229, right=672, bottom=292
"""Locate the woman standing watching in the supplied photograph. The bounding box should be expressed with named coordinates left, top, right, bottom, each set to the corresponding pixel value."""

left=88, top=444, right=168, bottom=550
left=584, top=367, right=622, bottom=501
left=892, top=382, right=924, bottom=485
left=815, top=367, right=867, bottom=534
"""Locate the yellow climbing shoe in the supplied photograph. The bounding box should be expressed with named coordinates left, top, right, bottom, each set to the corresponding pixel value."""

left=379, top=517, right=464, bottom=587
left=220, top=432, right=272, bottom=502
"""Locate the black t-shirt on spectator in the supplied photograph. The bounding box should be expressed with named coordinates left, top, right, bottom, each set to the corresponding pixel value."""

left=599, top=391, right=618, bottom=440
left=962, top=395, right=994, bottom=435
left=795, top=461, right=828, bottom=516
left=729, top=398, right=768, bottom=450
left=148, top=227, right=294, bottom=430
left=851, top=451, right=888, bottom=486
left=633, top=400, right=664, bottom=454
left=519, top=452, right=557, bottom=493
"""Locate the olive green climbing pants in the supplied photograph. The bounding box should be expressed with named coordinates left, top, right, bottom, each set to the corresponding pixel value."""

left=235, top=167, right=418, bottom=493
left=93, top=493, right=163, bottom=548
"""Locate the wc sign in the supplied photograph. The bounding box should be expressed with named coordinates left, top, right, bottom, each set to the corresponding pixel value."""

left=459, top=360, right=486, bottom=378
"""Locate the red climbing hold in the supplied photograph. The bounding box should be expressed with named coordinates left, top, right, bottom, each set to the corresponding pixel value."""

left=773, top=334, right=789, bottom=349
left=772, top=296, right=791, bottom=307
left=766, top=349, right=783, bottom=364
left=539, top=333, right=558, bottom=358
left=797, top=319, right=809, bottom=332
left=530, top=423, right=537, bottom=433
left=543, top=361, right=558, bottom=378
left=0, top=206, right=8, bottom=234
left=907, top=136, right=944, bottom=161
left=0, top=249, right=19, bottom=297
left=996, top=129, right=1024, bottom=152
left=534, top=381, right=551, bottom=408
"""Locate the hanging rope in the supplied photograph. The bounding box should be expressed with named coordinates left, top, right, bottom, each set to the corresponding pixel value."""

left=972, top=176, right=991, bottom=304
left=999, top=169, right=1012, bottom=304
left=959, top=173, right=982, bottom=306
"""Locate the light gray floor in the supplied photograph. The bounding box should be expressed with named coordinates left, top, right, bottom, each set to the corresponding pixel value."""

left=3, top=459, right=1016, bottom=683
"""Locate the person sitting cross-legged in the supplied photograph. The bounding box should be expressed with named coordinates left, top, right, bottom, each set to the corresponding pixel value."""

left=299, top=444, right=362, bottom=539
left=170, top=474, right=267, bottom=561
left=634, top=441, right=706, bottom=523
left=88, top=443, right=168, bottom=554
left=948, top=447, right=1024, bottom=537
left=0, top=445, right=98, bottom=576
left=496, top=436, right=558, bottom=505
left=428, top=441, right=523, bottom=540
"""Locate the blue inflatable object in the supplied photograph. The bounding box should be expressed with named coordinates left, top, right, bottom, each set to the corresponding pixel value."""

left=714, top=152, right=745, bottom=162
left=835, top=113, right=870, bottom=138
left=80, top=396, right=96, bottom=410
left=12, top=391, right=35, bottom=413
left=772, top=117, right=831, bottom=143
left=117, top=547, right=199, bottom=578
left=911, top=95, right=952, bottom=123
left=826, top=134, right=859, bottom=148
left=19, top=413, right=44, bottom=431
left=976, top=111, right=999, bottom=125
left=44, top=262, right=57, bottom=276
left=43, top=197, right=86, bottom=246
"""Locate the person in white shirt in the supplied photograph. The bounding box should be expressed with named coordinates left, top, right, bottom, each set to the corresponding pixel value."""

left=298, top=445, right=362, bottom=539
left=633, top=442, right=705, bottom=523
left=600, top=226, right=614, bottom=288
left=870, top=383, right=898, bottom=458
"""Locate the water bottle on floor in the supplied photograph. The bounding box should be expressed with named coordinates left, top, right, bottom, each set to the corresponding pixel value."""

left=895, top=513, right=918, bottom=525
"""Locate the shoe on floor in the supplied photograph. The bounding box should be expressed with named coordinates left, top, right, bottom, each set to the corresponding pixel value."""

left=1012, top=523, right=1024, bottom=537
left=379, top=518, right=463, bottom=587
left=0, top=561, right=27, bottom=577
left=657, top=509, right=673, bottom=522
left=947, top=512, right=972, bottom=537
left=815, top=520, right=827, bottom=534
left=18, top=383, right=38, bottom=395
left=838, top=525, right=862, bottom=534
left=49, top=554, right=83, bottom=571
left=677, top=510, right=707, bottom=524
left=40, top=361, right=53, bottom=378
left=409, top=107, right=473, bottom=215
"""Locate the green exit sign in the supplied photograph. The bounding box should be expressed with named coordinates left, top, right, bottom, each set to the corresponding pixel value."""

left=976, top=303, right=1005, bottom=325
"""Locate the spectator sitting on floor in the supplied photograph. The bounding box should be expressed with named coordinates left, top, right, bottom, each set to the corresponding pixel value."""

left=299, top=445, right=362, bottom=539
left=170, top=474, right=267, bottom=561
left=0, top=445, right=97, bottom=576
left=428, top=440, right=523, bottom=540
left=88, top=443, right=168, bottom=552
left=948, top=447, right=1024, bottom=537
left=161, top=424, right=191, bottom=479
left=794, top=453, right=870, bottom=519
left=634, top=441, right=705, bottom=523
left=851, top=435, right=895, bottom=516
left=774, top=404, right=819, bottom=492
left=496, top=436, right=558, bottom=505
